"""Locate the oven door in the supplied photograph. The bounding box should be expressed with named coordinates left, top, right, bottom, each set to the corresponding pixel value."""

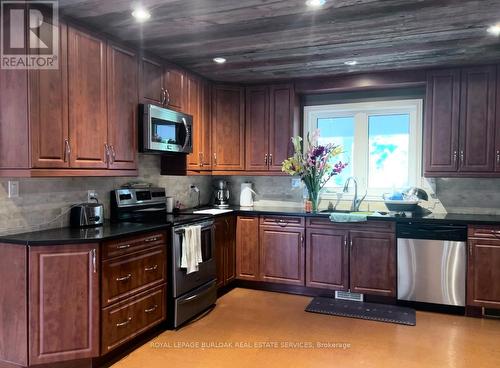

left=141, top=104, right=193, bottom=153
left=172, top=220, right=216, bottom=297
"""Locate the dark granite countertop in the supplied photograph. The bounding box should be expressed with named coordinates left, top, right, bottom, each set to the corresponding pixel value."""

left=3, top=206, right=500, bottom=246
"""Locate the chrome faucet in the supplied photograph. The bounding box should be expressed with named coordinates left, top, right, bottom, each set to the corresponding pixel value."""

left=342, top=177, right=367, bottom=212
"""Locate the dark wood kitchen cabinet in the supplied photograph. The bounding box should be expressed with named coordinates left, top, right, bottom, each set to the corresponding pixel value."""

left=349, top=230, right=397, bottom=297
left=424, top=66, right=497, bottom=177
left=467, top=226, right=500, bottom=308
left=139, top=55, right=164, bottom=105
left=29, top=244, right=100, bottom=365
left=245, top=84, right=295, bottom=172
left=236, top=216, right=260, bottom=280
left=30, top=22, right=69, bottom=169
left=107, top=43, right=138, bottom=170
left=215, top=215, right=236, bottom=289
left=259, top=222, right=305, bottom=286
left=494, top=66, right=500, bottom=172
left=306, top=227, right=349, bottom=290
left=424, top=69, right=461, bottom=174
left=212, top=84, right=245, bottom=171
left=68, top=26, right=108, bottom=169
left=459, top=66, right=496, bottom=172
left=187, top=75, right=212, bottom=170
left=100, top=231, right=167, bottom=354
left=164, top=65, right=186, bottom=112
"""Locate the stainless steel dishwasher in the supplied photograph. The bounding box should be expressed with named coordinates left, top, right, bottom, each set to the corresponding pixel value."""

left=397, top=222, right=467, bottom=306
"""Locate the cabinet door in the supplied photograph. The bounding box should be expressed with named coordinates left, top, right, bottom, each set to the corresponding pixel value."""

left=212, top=85, right=245, bottom=171
left=459, top=66, right=496, bottom=172
left=186, top=74, right=202, bottom=170
left=269, top=84, right=295, bottom=171
left=495, top=66, right=500, bottom=172
left=259, top=225, right=305, bottom=286
left=245, top=86, right=269, bottom=171
left=68, top=27, right=108, bottom=169
left=29, top=244, right=99, bottom=365
left=236, top=216, right=260, bottom=280
left=0, top=69, right=29, bottom=170
left=30, top=22, right=69, bottom=168
left=349, top=231, right=396, bottom=297
left=107, top=43, right=138, bottom=170
left=306, top=227, right=348, bottom=290
left=139, top=56, right=163, bottom=105
left=424, top=69, right=460, bottom=174
left=467, top=239, right=500, bottom=308
left=200, top=80, right=212, bottom=169
left=164, top=66, right=186, bottom=111
left=214, top=216, right=227, bottom=289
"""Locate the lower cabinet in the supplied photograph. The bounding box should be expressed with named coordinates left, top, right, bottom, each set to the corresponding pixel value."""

left=306, top=227, right=349, bottom=290
left=349, top=231, right=397, bottom=297
left=101, top=231, right=167, bottom=354
left=215, top=215, right=236, bottom=289
left=305, top=219, right=396, bottom=297
left=29, top=244, right=100, bottom=365
left=467, top=226, right=500, bottom=308
left=259, top=224, right=305, bottom=286
left=236, top=216, right=260, bottom=280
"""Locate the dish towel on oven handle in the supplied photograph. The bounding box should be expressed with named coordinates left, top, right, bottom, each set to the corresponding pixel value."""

left=181, top=225, right=203, bottom=274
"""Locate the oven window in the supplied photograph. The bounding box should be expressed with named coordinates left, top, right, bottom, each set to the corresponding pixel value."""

left=152, top=119, right=177, bottom=144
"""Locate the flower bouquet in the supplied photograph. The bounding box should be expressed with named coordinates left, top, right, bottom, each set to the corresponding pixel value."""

left=282, top=130, right=347, bottom=212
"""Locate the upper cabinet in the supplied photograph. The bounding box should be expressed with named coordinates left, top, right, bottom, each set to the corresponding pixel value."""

left=424, top=65, right=498, bottom=177
left=187, top=75, right=212, bottom=170
left=67, top=26, right=108, bottom=169
left=106, top=43, right=139, bottom=170
left=212, top=85, right=245, bottom=171
left=245, top=84, right=295, bottom=172
left=139, top=56, right=164, bottom=105
left=164, top=66, right=186, bottom=111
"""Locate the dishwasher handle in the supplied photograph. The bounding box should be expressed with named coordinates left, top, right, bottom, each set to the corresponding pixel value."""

left=396, top=223, right=467, bottom=241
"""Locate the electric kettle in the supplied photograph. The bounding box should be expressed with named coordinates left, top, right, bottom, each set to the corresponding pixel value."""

left=240, top=182, right=256, bottom=207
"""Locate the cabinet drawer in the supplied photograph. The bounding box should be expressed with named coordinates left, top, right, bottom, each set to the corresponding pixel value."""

left=306, top=217, right=395, bottom=232
left=260, top=216, right=305, bottom=228
left=102, top=231, right=166, bottom=260
left=102, top=246, right=166, bottom=306
left=468, top=226, right=500, bottom=240
left=101, top=285, right=165, bottom=353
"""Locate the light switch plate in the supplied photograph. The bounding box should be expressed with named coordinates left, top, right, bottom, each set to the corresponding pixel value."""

left=8, top=181, right=19, bottom=198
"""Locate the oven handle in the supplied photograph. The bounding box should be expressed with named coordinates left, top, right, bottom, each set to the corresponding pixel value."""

left=181, top=117, right=190, bottom=151
left=174, top=221, right=214, bottom=233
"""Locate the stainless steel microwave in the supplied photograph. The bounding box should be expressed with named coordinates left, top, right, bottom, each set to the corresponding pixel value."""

left=139, top=104, right=193, bottom=154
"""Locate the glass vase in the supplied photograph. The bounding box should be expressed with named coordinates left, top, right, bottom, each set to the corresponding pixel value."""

left=308, top=188, right=321, bottom=213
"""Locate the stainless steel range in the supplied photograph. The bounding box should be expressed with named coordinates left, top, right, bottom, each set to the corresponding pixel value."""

left=110, top=187, right=217, bottom=328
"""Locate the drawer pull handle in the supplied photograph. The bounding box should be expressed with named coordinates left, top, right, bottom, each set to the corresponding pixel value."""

left=145, top=237, right=159, bottom=242
left=275, top=219, right=289, bottom=227
left=116, top=274, right=132, bottom=282
left=117, top=244, right=131, bottom=249
left=144, top=265, right=158, bottom=272
left=144, top=305, right=158, bottom=313
left=116, top=317, right=132, bottom=327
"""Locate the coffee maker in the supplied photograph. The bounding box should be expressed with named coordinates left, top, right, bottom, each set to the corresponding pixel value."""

left=214, top=180, right=230, bottom=208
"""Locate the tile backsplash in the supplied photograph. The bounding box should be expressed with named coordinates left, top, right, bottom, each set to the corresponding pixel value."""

left=2, top=158, right=500, bottom=236
left=0, top=155, right=212, bottom=235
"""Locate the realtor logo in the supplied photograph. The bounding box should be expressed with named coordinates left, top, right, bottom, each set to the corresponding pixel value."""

left=1, top=0, right=59, bottom=69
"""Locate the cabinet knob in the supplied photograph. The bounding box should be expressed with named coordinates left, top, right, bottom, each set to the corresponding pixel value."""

left=460, top=150, right=464, bottom=165
left=265, top=154, right=268, bottom=165
left=116, top=317, right=132, bottom=327
left=269, top=154, right=273, bottom=166
left=64, top=139, right=71, bottom=163
left=496, top=150, right=500, bottom=165
left=213, top=153, right=217, bottom=166
left=144, top=305, right=158, bottom=314
left=116, top=274, right=132, bottom=282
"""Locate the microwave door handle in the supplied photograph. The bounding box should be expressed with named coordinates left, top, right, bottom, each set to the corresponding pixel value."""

left=181, top=117, right=190, bottom=150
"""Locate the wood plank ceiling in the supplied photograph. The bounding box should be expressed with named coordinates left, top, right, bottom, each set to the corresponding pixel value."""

left=58, top=0, right=500, bottom=82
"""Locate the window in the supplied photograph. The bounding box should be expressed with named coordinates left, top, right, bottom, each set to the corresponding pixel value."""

left=304, top=100, right=423, bottom=199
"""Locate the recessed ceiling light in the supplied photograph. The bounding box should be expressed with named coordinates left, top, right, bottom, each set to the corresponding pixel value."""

left=344, top=60, right=358, bottom=66
left=132, top=7, right=151, bottom=22
left=487, top=24, right=500, bottom=36
left=306, top=0, right=326, bottom=7
left=213, top=57, right=227, bottom=64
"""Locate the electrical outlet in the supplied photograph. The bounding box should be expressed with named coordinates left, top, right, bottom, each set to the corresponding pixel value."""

left=87, top=190, right=98, bottom=202
left=291, top=178, right=301, bottom=188
left=8, top=181, right=19, bottom=198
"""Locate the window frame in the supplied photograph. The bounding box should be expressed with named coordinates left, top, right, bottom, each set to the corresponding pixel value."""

left=303, top=99, right=423, bottom=200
